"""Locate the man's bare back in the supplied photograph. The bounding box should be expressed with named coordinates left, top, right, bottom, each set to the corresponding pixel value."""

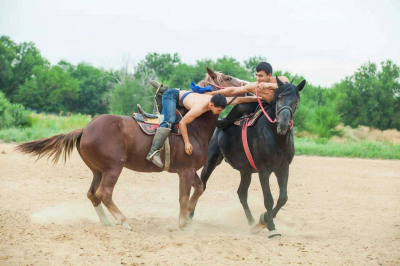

left=178, top=90, right=211, bottom=110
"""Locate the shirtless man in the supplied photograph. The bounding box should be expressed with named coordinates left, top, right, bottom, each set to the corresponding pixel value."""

left=207, top=62, right=289, bottom=128
left=146, top=89, right=259, bottom=167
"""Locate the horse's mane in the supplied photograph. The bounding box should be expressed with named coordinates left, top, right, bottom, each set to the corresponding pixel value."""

left=197, top=72, right=224, bottom=88
left=271, top=83, right=300, bottom=105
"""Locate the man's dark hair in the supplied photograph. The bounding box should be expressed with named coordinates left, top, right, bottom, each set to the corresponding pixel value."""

left=256, top=62, right=273, bottom=75
left=211, top=94, right=227, bottom=108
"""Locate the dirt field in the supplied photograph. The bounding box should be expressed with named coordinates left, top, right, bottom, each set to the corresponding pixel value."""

left=1, top=142, right=399, bottom=265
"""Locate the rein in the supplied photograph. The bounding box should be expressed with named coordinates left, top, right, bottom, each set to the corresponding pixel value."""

left=254, top=87, right=294, bottom=130
left=254, top=87, right=277, bottom=124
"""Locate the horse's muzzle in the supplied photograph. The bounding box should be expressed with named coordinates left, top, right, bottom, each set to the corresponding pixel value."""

left=276, top=109, right=291, bottom=135
left=277, top=122, right=290, bottom=135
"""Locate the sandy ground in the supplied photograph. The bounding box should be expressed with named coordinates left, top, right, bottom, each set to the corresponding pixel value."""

left=0, top=142, right=399, bottom=266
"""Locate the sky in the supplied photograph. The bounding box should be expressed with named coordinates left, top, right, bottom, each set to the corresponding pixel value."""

left=1, top=0, right=399, bottom=87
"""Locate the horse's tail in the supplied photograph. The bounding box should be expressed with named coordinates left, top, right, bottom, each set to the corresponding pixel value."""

left=14, top=129, right=83, bottom=164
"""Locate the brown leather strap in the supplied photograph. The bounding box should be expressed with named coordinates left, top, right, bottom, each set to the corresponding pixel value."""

left=163, top=137, right=170, bottom=171
left=154, top=84, right=162, bottom=114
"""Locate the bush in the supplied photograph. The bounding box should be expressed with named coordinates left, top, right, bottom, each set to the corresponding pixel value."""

left=307, top=102, right=342, bottom=139
left=0, top=113, right=92, bottom=142
left=0, top=91, right=30, bottom=129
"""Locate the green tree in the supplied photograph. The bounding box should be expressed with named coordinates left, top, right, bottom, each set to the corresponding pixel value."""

left=168, top=63, right=195, bottom=89
left=0, top=36, right=48, bottom=101
left=109, top=78, right=154, bottom=115
left=336, top=60, right=400, bottom=130
left=136, top=53, right=181, bottom=82
left=15, top=65, right=80, bottom=113
left=244, top=55, right=267, bottom=74
left=69, top=63, right=111, bottom=115
left=215, top=56, right=252, bottom=81
left=0, top=36, right=17, bottom=96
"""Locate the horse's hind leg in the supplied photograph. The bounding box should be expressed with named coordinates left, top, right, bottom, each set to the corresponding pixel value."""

left=87, top=170, right=112, bottom=226
left=238, top=171, right=255, bottom=225
left=187, top=173, right=203, bottom=216
left=95, top=167, right=132, bottom=230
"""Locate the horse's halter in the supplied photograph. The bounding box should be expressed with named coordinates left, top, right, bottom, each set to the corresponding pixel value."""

left=276, top=96, right=298, bottom=130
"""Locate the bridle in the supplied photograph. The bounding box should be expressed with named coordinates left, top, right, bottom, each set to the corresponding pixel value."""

left=255, top=86, right=297, bottom=130
left=276, top=103, right=297, bottom=130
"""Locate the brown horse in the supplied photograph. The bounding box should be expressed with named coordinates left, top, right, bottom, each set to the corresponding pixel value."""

left=15, top=67, right=243, bottom=230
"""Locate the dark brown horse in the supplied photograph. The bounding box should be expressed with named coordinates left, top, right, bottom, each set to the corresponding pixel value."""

left=15, top=67, right=243, bottom=230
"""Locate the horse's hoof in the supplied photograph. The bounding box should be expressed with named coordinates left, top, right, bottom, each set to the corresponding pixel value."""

left=122, top=221, right=132, bottom=231
left=250, top=223, right=267, bottom=234
left=268, top=230, right=281, bottom=238
left=179, top=219, right=189, bottom=231
left=101, top=221, right=114, bottom=227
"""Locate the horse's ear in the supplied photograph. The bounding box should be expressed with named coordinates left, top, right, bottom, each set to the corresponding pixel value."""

left=206, top=67, right=217, bottom=79
left=297, top=80, right=306, bottom=91
left=276, top=76, right=284, bottom=87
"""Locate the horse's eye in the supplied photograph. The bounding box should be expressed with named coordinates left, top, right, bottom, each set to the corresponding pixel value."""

left=227, top=77, right=232, bottom=81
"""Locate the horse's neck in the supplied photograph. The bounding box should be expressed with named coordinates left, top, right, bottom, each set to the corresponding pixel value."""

left=189, top=111, right=218, bottom=142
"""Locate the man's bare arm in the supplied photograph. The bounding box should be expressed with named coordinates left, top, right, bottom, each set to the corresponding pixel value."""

left=258, top=76, right=290, bottom=90
left=207, top=82, right=256, bottom=96
left=179, top=106, right=205, bottom=155
left=226, top=96, right=259, bottom=105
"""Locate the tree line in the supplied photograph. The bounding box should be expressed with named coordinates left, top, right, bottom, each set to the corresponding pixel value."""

left=1, top=35, right=399, bottom=137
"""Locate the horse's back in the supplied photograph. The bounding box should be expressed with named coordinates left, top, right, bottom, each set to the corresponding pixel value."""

left=79, top=115, right=144, bottom=171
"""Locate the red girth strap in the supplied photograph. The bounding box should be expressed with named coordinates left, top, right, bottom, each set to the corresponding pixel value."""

left=242, top=118, right=258, bottom=171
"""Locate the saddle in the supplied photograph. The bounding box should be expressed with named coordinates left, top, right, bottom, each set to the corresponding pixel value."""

left=131, top=104, right=183, bottom=135
left=233, top=108, right=263, bottom=127
left=134, top=104, right=163, bottom=124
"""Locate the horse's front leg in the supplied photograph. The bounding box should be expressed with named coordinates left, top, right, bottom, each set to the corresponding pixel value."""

left=251, top=169, right=280, bottom=237
left=272, top=166, right=289, bottom=219
left=187, top=173, right=203, bottom=216
left=178, top=169, right=195, bottom=230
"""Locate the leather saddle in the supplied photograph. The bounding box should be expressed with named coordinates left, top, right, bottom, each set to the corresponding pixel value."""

left=131, top=104, right=183, bottom=135
left=133, top=104, right=164, bottom=125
